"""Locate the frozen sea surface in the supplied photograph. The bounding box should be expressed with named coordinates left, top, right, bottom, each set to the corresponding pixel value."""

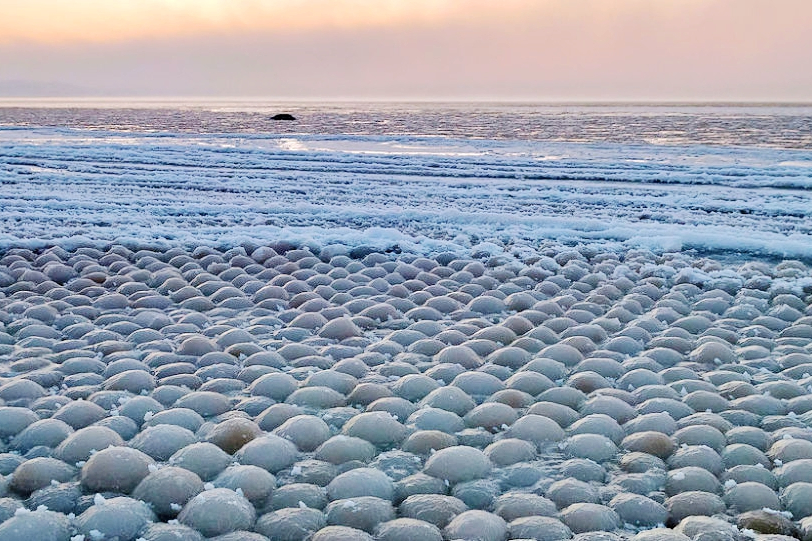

left=2, top=103, right=812, bottom=541
left=0, top=102, right=811, bottom=259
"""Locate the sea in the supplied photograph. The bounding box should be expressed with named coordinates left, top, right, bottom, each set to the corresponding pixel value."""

left=0, top=100, right=811, bottom=260
left=1, top=100, right=811, bottom=148
left=1, top=101, right=812, bottom=539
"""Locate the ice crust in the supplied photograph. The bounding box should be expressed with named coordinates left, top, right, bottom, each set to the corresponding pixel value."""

left=0, top=128, right=810, bottom=260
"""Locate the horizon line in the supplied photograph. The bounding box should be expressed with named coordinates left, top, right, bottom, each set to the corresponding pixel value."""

left=1, top=96, right=812, bottom=106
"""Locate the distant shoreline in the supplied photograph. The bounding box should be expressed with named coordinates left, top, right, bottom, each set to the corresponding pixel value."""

left=1, top=97, right=812, bottom=109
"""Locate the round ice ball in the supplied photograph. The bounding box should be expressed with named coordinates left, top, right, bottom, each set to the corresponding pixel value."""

left=9, top=457, right=76, bottom=495
left=325, top=496, right=396, bottom=533
left=205, top=417, right=262, bottom=454
left=310, top=525, right=374, bottom=541
left=0, top=509, right=72, bottom=541
left=781, top=482, right=812, bottom=520
left=327, top=467, right=395, bottom=501
left=234, top=435, right=299, bottom=473
left=507, top=516, right=573, bottom=541
left=178, top=488, right=257, bottom=537
left=342, top=411, right=407, bottom=446
left=444, top=510, right=507, bottom=541
left=255, top=508, right=327, bottom=540
left=139, top=522, right=205, bottom=541
left=80, top=446, right=154, bottom=493
left=560, top=503, right=620, bottom=534
left=274, top=415, right=332, bottom=452
left=170, top=442, right=232, bottom=481
left=75, top=496, right=156, bottom=541
left=54, top=425, right=124, bottom=465
left=492, top=493, right=558, bottom=522
left=376, top=517, right=443, bottom=541
left=131, top=466, right=204, bottom=518
left=316, top=435, right=377, bottom=465
left=502, top=414, right=565, bottom=445
left=213, top=465, right=276, bottom=504
left=129, top=424, right=197, bottom=461
left=723, top=481, right=780, bottom=513
left=398, top=494, right=468, bottom=528
left=609, top=493, right=667, bottom=527
left=665, top=491, right=725, bottom=526
left=631, top=529, right=691, bottom=541
left=267, top=482, right=327, bottom=511
left=424, top=446, right=491, bottom=484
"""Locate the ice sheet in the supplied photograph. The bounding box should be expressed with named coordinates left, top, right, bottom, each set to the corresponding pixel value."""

left=1, top=128, right=810, bottom=258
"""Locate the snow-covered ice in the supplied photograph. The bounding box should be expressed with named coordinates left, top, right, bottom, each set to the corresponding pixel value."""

left=0, top=125, right=810, bottom=258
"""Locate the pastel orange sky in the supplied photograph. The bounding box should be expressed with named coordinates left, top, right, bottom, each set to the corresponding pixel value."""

left=1, top=0, right=810, bottom=100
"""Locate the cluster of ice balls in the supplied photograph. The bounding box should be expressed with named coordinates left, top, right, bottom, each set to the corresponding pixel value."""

left=0, top=242, right=811, bottom=541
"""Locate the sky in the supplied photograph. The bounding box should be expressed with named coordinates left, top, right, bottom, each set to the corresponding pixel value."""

left=1, top=0, right=810, bottom=101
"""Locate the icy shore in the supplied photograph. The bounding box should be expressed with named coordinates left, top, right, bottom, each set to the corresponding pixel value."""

left=1, top=238, right=812, bottom=541
left=1, top=119, right=812, bottom=540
